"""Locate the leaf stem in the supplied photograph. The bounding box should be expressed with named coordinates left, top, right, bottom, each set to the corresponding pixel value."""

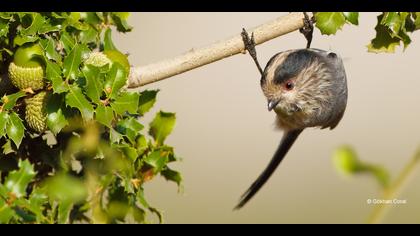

left=366, top=147, right=420, bottom=224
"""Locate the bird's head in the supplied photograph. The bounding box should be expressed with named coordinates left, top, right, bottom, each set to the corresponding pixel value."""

left=261, top=48, right=338, bottom=117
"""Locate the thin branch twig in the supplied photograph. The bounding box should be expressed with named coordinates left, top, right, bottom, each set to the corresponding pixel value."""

left=127, top=12, right=311, bottom=88
left=366, top=148, right=420, bottom=224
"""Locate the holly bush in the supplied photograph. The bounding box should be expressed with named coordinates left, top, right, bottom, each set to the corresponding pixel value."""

left=314, top=12, right=420, bottom=53
left=0, top=12, right=182, bottom=223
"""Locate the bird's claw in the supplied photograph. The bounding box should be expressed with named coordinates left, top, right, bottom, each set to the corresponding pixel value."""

left=241, top=28, right=264, bottom=75
left=299, top=12, right=315, bottom=49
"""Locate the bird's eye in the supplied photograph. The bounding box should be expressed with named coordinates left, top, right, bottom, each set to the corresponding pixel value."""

left=284, top=81, right=294, bottom=90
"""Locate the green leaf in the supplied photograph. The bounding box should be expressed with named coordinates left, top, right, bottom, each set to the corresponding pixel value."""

left=333, top=146, right=359, bottom=175
left=398, top=12, right=412, bottom=50
left=68, top=12, right=81, bottom=21
left=132, top=206, right=146, bottom=223
left=4, top=159, right=36, bottom=198
left=161, top=167, right=183, bottom=187
left=65, top=85, right=94, bottom=120
left=110, top=92, right=139, bottom=115
left=149, top=111, right=176, bottom=146
left=108, top=182, right=129, bottom=202
left=122, top=117, right=144, bottom=132
left=51, top=12, right=67, bottom=19
left=1, top=91, right=26, bottom=110
left=13, top=205, right=36, bottom=222
left=0, top=198, right=14, bottom=223
left=13, top=35, right=39, bottom=46
left=81, top=12, right=101, bottom=25
left=64, top=12, right=90, bottom=31
left=413, top=12, right=420, bottom=29
left=46, top=94, right=68, bottom=135
left=79, top=26, right=98, bottom=44
left=38, top=22, right=62, bottom=34
left=96, top=104, right=114, bottom=128
left=58, top=201, right=73, bottom=224
left=107, top=201, right=130, bottom=221
left=120, top=145, right=138, bottom=162
left=367, top=14, right=401, bottom=53
left=116, top=117, right=144, bottom=143
left=46, top=61, right=68, bottom=94
left=0, top=184, right=7, bottom=198
left=333, top=145, right=390, bottom=188
left=0, top=19, right=9, bottom=38
left=25, top=188, right=48, bottom=222
left=135, top=135, right=148, bottom=156
left=16, top=13, right=28, bottom=20
left=82, top=65, right=103, bottom=103
left=40, top=38, right=61, bottom=63
left=104, top=28, right=117, bottom=51
left=2, top=139, right=14, bottom=155
left=343, top=12, right=359, bottom=25
left=104, top=63, right=128, bottom=99
left=110, top=127, right=124, bottom=143
left=63, top=44, right=84, bottom=80
left=0, top=12, right=13, bottom=20
left=398, top=29, right=412, bottom=50
left=315, top=12, right=346, bottom=35
left=381, top=12, right=402, bottom=36
left=20, top=13, right=45, bottom=36
left=96, top=12, right=105, bottom=21
left=404, top=13, right=416, bottom=32
left=111, top=12, right=133, bottom=32
left=6, top=112, right=25, bottom=148
left=60, top=31, right=75, bottom=54
left=0, top=112, right=9, bottom=137
left=138, top=90, right=158, bottom=115
left=43, top=173, right=87, bottom=203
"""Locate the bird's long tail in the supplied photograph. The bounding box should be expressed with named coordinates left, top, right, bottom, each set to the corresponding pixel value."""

left=234, top=129, right=303, bottom=210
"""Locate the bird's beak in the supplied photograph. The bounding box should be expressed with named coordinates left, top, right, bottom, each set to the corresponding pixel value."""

left=268, top=99, right=280, bottom=111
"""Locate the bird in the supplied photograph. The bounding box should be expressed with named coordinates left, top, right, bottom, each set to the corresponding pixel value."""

left=235, top=30, right=348, bottom=209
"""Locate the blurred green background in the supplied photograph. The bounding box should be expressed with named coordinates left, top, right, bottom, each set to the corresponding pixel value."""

left=113, top=12, right=420, bottom=223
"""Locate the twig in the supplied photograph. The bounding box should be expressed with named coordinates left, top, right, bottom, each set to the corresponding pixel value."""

left=366, top=147, right=420, bottom=224
left=127, top=12, right=312, bottom=88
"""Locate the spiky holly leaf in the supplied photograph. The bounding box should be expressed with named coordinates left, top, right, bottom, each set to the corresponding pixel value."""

left=149, top=111, right=176, bottom=146
left=40, top=38, right=61, bottom=63
left=96, top=104, right=114, bottom=128
left=6, top=112, right=25, bottom=148
left=368, top=14, right=402, bottom=53
left=138, top=90, right=158, bottom=115
left=0, top=112, right=9, bottom=137
left=104, top=28, right=117, bottom=51
left=104, top=63, right=127, bottom=99
left=82, top=65, right=103, bottom=104
left=46, top=94, right=68, bottom=135
left=343, top=12, right=359, bottom=25
left=4, top=159, right=36, bottom=198
left=63, top=44, right=89, bottom=80
left=65, top=85, right=94, bottom=120
left=315, top=12, right=346, bottom=35
left=110, top=92, right=139, bottom=115
left=46, top=61, right=68, bottom=94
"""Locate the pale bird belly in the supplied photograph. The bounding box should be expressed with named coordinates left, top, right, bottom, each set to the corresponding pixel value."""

left=274, top=111, right=311, bottom=130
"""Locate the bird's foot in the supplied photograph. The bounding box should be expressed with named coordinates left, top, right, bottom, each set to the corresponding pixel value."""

left=299, top=12, right=315, bottom=49
left=241, top=28, right=264, bottom=75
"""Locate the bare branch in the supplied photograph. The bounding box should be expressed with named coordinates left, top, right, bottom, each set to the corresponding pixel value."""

left=127, top=12, right=312, bottom=88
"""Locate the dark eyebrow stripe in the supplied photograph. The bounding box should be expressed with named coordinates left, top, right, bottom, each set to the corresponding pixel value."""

left=273, top=49, right=318, bottom=84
